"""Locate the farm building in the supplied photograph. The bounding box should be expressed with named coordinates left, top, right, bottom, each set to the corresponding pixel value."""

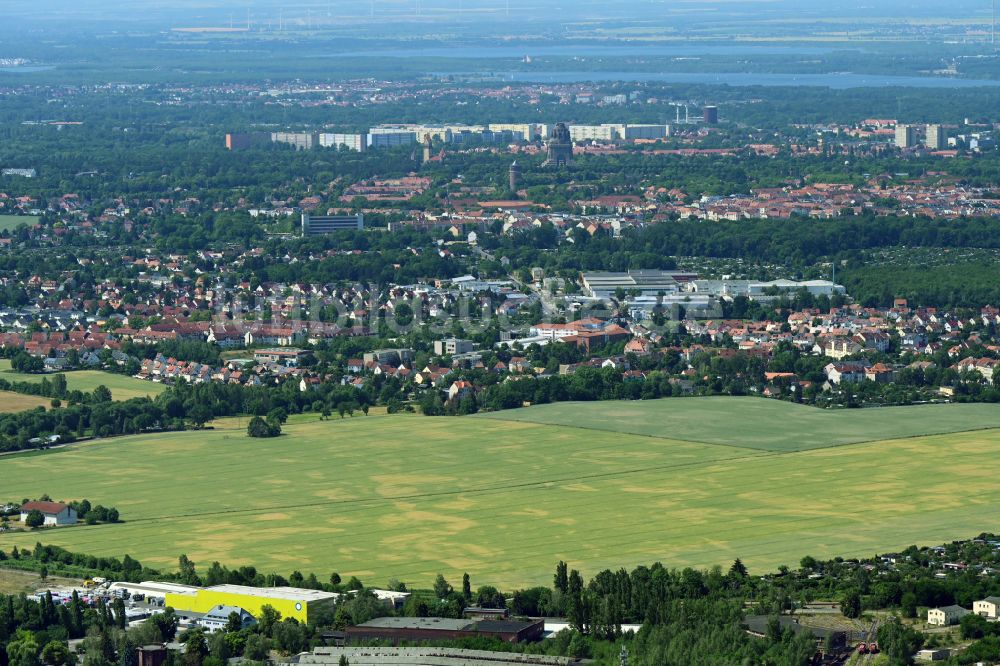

left=164, top=584, right=339, bottom=624
left=344, top=617, right=545, bottom=644
left=927, top=605, right=969, bottom=626
left=19, top=501, right=77, bottom=526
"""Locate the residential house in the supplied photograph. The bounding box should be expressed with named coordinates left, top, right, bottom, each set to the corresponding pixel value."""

left=824, top=362, right=869, bottom=385
left=865, top=363, right=895, bottom=383
left=448, top=380, right=474, bottom=401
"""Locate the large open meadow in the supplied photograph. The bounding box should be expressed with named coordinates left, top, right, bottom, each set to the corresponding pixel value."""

left=0, top=390, right=53, bottom=413
left=1, top=398, right=999, bottom=589
left=0, top=215, right=39, bottom=232
left=0, top=360, right=165, bottom=401
left=476, top=397, right=1000, bottom=451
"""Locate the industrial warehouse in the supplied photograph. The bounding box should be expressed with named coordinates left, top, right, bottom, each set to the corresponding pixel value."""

left=107, top=581, right=340, bottom=624
left=342, top=616, right=546, bottom=645
left=164, top=583, right=340, bottom=623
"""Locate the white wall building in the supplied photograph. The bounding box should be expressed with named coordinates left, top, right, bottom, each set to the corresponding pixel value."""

left=488, top=123, right=538, bottom=141
left=319, top=133, right=365, bottom=151
left=927, top=605, right=969, bottom=626
left=199, top=605, right=256, bottom=633
left=973, top=597, right=1000, bottom=618
left=19, top=501, right=77, bottom=526
left=569, top=124, right=619, bottom=142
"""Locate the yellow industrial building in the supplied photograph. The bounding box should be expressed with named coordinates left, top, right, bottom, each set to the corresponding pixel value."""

left=164, top=584, right=340, bottom=623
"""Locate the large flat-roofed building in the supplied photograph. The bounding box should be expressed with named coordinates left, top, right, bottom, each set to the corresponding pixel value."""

left=108, top=581, right=201, bottom=604
left=581, top=270, right=699, bottom=299
left=623, top=124, right=669, bottom=140
left=688, top=279, right=846, bottom=300
left=300, top=647, right=572, bottom=666
left=568, top=124, right=621, bottom=142
left=319, top=133, right=366, bottom=152
left=225, top=133, right=270, bottom=151
left=488, top=123, right=538, bottom=141
left=302, top=213, right=364, bottom=235
left=164, top=584, right=339, bottom=624
left=253, top=347, right=309, bottom=366
left=408, top=125, right=460, bottom=142
left=271, top=132, right=320, bottom=151
left=344, top=617, right=545, bottom=645
left=367, top=129, right=416, bottom=149
left=627, top=293, right=718, bottom=320
left=433, top=338, right=474, bottom=355
left=569, top=124, right=668, bottom=143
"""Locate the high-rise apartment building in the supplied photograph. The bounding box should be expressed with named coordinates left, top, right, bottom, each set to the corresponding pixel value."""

left=925, top=124, right=947, bottom=150
left=895, top=124, right=917, bottom=149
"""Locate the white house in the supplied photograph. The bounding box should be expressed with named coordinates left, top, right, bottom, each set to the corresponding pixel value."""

left=927, top=605, right=969, bottom=626
left=199, top=605, right=256, bottom=633
left=448, top=380, right=474, bottom=401
left=19, top=501, right=78, bottom=526
left=823, top=361, right=869, bottom=385
left=973, top=597, right=1000, bottom=618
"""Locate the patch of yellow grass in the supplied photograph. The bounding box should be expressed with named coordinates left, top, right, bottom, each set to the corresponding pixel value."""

left=0, top=391, right=51, bottom=413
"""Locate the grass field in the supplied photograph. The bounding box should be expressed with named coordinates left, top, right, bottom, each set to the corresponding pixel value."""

left=0, top=215, right=38, bottom=231
left=0, top=360, right=165, bottom=401
left=0, top=569, right=78, bottom=595
left=2, top=398, right=1000, bottom=589
left=477, top=397, right=1000, bottom=451
left=0, top=390, right=52, bottom=413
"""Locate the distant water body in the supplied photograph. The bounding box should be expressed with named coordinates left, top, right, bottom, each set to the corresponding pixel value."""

left=439, top=70, right=1000, bottom=89
left=338, top=44, right=846, bottom=58
left=0, top=65, right=55, bottom=73
left=318, top=43, right=999, bottom=88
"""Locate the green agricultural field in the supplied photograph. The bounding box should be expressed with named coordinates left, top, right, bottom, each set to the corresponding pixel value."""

left=0, top=215, right=38, bottom=231
left=0, top=360, right=164, bottom=401
left=2, top=399, right=1000, bottom=589
left=477, top=397, right=1000, bottom=451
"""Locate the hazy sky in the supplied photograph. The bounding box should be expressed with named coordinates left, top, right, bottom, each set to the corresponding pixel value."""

left=1, top=0, right=994, bottom=36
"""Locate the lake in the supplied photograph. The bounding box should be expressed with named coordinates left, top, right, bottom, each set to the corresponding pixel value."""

left=438, top=70, right=1000, bottom=89
left=328, top=43, right=848, bottom=59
